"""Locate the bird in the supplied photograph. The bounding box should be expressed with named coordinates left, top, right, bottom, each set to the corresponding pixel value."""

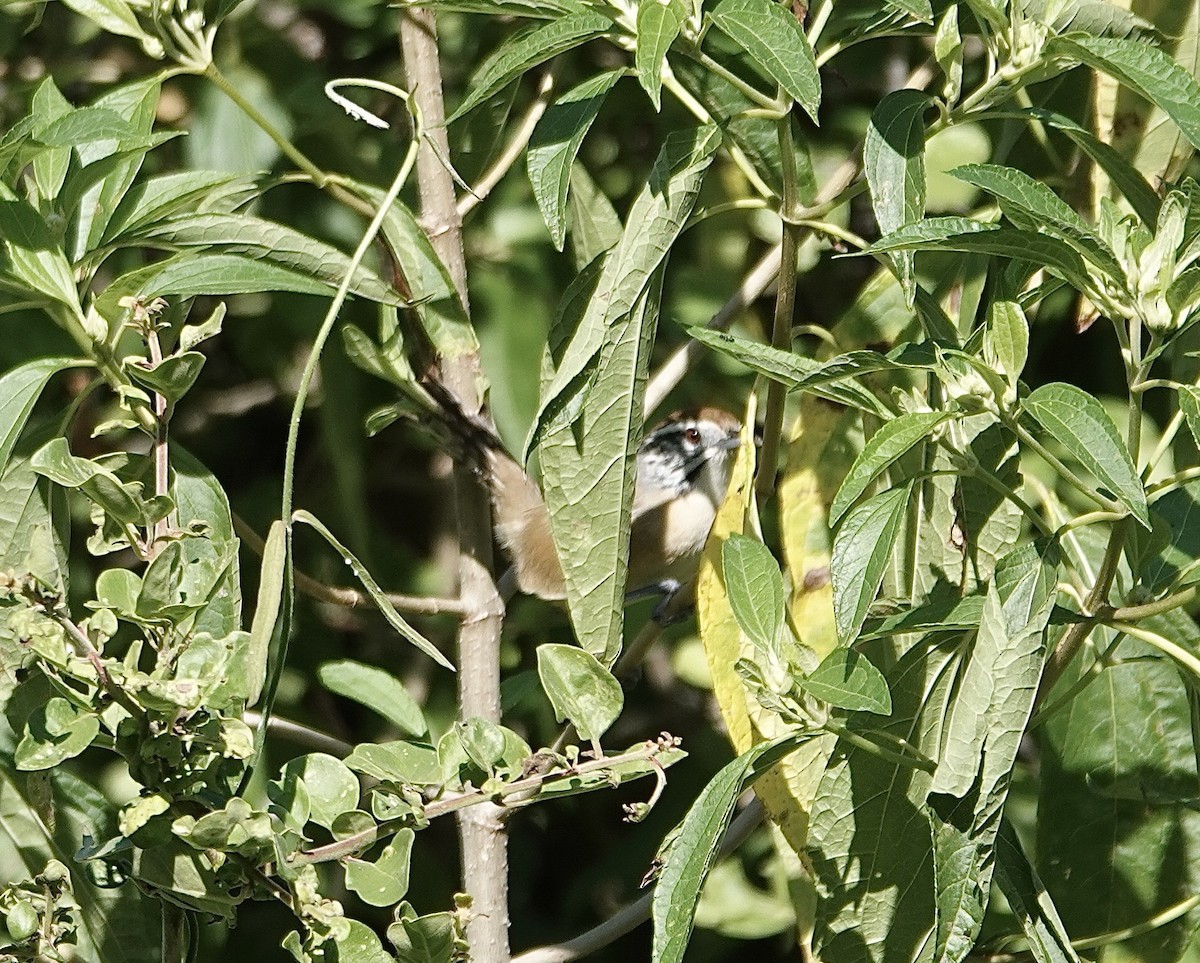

left=468, top=404, right=743, bottom=620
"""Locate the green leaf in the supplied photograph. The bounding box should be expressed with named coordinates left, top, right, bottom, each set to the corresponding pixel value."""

left=885, top=0, right=933, bottom=23
left=860, top=593, right=985, bottom=640
left=527, top=71, right=623, bottom=250
left=346, top=830, right=414, bottom=908
left=567, top=164, right=623, bottom=268
left=1016, top=108, right=1160, bottom=226
left=102, top=170, right=260, bottom=244
left=1023, top=382, right=1150, bottom=528
left=1050, top=35, right=1200, bottom=154
left=802, top=648, right=891, bottom=714
left=173, top=447, right=241, bottom=638
left=30, top=438, right=147, bottom=526
left=868, top=219, right=1093, bottom=293
left=865, top=89, right=931, bottom=301
left=831, top=411, right=949, bottom=523
left=34, top=106, right=140, bottom=147
left=97, top=254, right=333, bottom=320
left=537, top=125, right=720, bottom=662
left=293, top=511, right=453, bottom=670
left=394, top=0, right=587, bottom=14
left=932, top=545, right=1056, bottom=799
left=247, top=519, right=285, bottom=706
left=949, top=164, right=1125, bottom=284
left=721, top=534, right=785, bottom=653
left=0, top=357, right=84, bottom=479
left=137, top=536, right=238, bottom=624
left=0, top=189, right=80, bottom=310
left=60, top=0, right=163, bottom=56
left=651, top=733, right=807, bottom=963
left=536, top=643, right=623, bottom=742
left=1180, top=385, right=1200, bottom=451
left=277, top=753, right=359, bottom=830
left=831, top=485, right=910, bottom=643
left=449, top=13, right=614, bottom=123
left=994, top=819, right=1081, bottom=963
left=344, top=742, right=442, bottom=785
left=319, top=660, right=428, bottom=738
left=15, top=699, right=100, bottom=771
left=133, top=213, right=404, bottom=306
left=708, top=0, right=820, bottom=121
left=684, top=327, right=887, bottom=413
left=928, top=796, right=987, bottom=963
left=347, top=182, right=479, bottom=361
left=123, top=351, right=206, bottom=404
left=636, top=0, right=685, bottom=110
left=983, top=300, right=1029, bottom=385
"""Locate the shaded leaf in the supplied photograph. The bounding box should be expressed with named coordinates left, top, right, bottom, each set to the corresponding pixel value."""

left=831, top=484, right=910, bottom=643
left=802, top=648, right=891, bottom=714
left=636, top=0, right=685, bottom=110
left=831, top=411, right=950, bottom=523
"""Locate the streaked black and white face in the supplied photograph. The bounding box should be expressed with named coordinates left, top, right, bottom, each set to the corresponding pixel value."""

left=637, top=409, right=741, bottom=499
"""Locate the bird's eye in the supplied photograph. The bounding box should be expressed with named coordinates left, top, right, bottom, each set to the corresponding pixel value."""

left=683, top=427, right=701, bottom=445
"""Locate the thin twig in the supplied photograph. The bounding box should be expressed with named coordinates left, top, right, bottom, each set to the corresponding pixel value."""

left=458, top=68, right=557, bottom=218
left=1035, top=521, right=1127, bottom=706
left=294, top=739, right=673, bottom=865
left=244, top=711, right=354, bottom=757
left=510, top=797, right=766, bottom=963
left=233, top=512, right=467, bottom=616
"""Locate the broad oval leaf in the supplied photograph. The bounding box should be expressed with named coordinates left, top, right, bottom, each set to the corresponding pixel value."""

left=536, top=643, right=623, bottom=742
left=831, top=484, right=910, bottom=643
left=708, top=0, right=820, bottom=121
left=1023, top=382, right=1149, bottom=528
left=318, top=659, right=427, bottom=738
left=720, top=533, right=785, bottom=653
left=801, top=647, right=891, bottom=714
left=449, top=12, right=614, bottom=123
left=277, top=753, right=359, bottom=830
left=831, top=410, right=949, bottom=523
left=527, top=70, right=623, bottom=250
left=15, top=698, right=101, bottom=771
left=345, top=829, right=414, bottom=908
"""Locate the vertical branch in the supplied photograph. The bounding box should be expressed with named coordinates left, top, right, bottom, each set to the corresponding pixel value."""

left=756, top=116, right=801, bottom=500
left=145, top=325, right=171, bottom=556
left=399, top=9, right=510, bottom=963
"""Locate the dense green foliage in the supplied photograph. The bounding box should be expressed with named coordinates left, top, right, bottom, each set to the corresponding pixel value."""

left=1, top=1, right=1200, bottom=962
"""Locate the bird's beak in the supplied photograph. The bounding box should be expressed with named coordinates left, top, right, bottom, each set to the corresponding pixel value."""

left=717, top=435, right=742, bottom=451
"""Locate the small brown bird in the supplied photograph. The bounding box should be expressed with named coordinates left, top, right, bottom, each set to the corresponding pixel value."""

left=480, top=407, right=742, bottom=618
